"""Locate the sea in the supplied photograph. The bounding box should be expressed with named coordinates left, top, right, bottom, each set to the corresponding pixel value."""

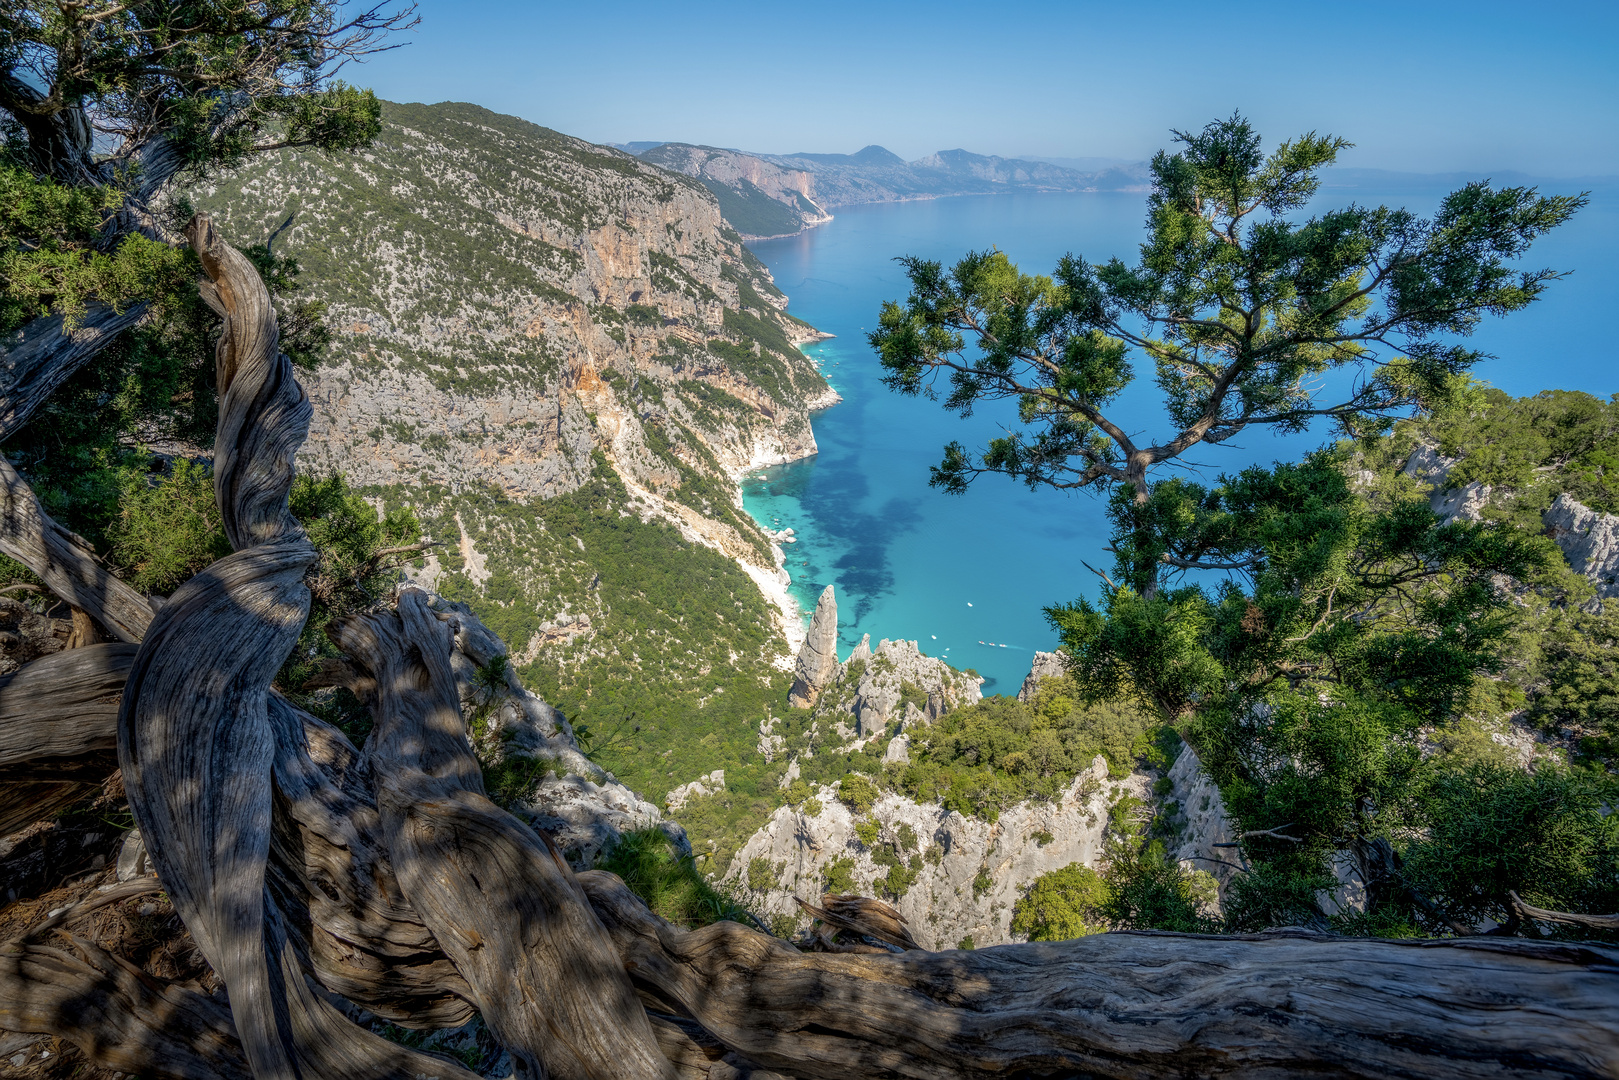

left=742, top=176, right=1619, bottom=695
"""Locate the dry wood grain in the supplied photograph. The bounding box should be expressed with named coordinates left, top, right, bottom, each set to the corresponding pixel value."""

left=0, top=301, right=149, bottom=442
left=0, top=456, right=154, bottom=644
left=580, top=869, right=1619, bottom=1080
left=115, top=214, right=476, bottom=1080
left=335, top=590, right=676, bottom=1080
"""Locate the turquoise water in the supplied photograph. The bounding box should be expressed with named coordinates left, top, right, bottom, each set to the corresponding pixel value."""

left=743, top=181, right=1619, bottom=694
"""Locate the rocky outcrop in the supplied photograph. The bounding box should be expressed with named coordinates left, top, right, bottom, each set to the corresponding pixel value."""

left=788, top=584, right=839, bottom=707
left=1544, top=492, right=1619, bottom=598
left=1403, top=442, right=1492, bottom=526
left=724, top=757, right=1149, bottom=949
left=665, top=769, right=726, bottom=812
left=194, top=100, right=835, bottom=677
left=639, top=144, right=833, bottom=240
left=810, top=635, right=983, bottom=739
left=1017, top=650, right=1067, bottom=701
left=1163, top=746, right=1240, bottom=889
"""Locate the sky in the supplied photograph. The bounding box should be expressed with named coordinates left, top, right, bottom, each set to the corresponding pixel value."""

left=349, top=0, right=1619, bottom=176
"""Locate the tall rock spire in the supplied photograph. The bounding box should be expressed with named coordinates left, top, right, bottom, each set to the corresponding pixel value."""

left=788, top=584, right=838, bottom=708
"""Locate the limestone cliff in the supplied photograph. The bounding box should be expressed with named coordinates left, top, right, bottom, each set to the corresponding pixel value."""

left=189, top=102, right=839, bottom=740
left=195, top=101, right=832, bottom=510
left=639, top=143, right=833, bottom=240
left=809, top=634, right=983, bottom=741
left=1544, top=492, right=1619, bottom=598
left=724, top=759, right=1136, bottom=950
left=1400, top=440, right=1619, bottom=597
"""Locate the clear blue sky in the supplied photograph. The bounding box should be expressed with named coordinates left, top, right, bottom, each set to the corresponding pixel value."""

left=352, top=0, right=1618, bottom=175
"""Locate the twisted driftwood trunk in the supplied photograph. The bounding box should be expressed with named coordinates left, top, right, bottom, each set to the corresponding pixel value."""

left=1, top=214, right=1617, bottom=1080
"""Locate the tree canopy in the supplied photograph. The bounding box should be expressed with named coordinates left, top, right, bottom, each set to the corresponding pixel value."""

left=870, top=114, right=1583, bottom=578
left=873, top=115, right=1612, bottom=939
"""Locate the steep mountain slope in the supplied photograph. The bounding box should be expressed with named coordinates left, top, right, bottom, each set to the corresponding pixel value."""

left=638, top=143, right=831, bottom=239
left=640, top=142, right=1151, bottom=237
left=190, top=101, right=839, bottom=819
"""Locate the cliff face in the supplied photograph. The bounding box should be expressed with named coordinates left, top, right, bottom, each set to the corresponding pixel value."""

left=189, top=103, right=843, bottom=821
left=195, top=102, right=832, bottom=510
left=639, top=144, right=832, bottom=240
left=725, top=759, right=1134, bottom=950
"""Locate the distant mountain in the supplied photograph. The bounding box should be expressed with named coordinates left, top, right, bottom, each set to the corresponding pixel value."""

left=608, top=140, right=669, bottom=155
left=1020, top=155, right=1137, bottom=172
left=639, top=143, right=1151, bottom=238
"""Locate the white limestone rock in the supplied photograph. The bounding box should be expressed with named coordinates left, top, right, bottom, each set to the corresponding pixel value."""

left=811, top=637, right=983, bottom=740
left=724, top=757, right=1159, bottom=949
left=789, top=585, right=840, bottom=707
left=1544, top=492, right=1619, bottom=598
left=665, top=769, right=726, bottom=812
left=1017, top=651, right=1068, bottom=702
left=1163, top=746, right=1239, bottom=890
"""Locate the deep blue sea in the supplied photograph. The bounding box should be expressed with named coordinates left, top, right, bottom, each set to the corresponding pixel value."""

left=743, top=177, right=1619, bottom=695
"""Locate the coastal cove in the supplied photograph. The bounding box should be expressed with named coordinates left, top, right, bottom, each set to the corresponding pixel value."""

left=741, top=180, right=1619, bottom=693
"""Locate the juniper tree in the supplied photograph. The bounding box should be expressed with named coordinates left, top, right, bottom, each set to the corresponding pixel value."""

left=0, top=0, right=415, bottom=425
left=871, top=113, right=1584, bottom=601
left=871, top=115, right=1610, bottom=935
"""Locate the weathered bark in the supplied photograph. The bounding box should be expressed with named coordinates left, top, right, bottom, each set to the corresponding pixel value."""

left=1510, top=890, right=1619, bottom=932
left=5, top=598, right=1618, bottom=1079
left=0, top=301, right=151, bottom=440
left=0, top=456, right=154, bottom=643
left=581, top=870, right=1619, bottom=1080
left=265, top=693, right=477, bottom=1027
left=334, top=591, right=676, bottom=1080
left=0, top=642, right=136, bottom=761
left=0, top=939, right=251, bottom=1080
left=115, top=214, right=475, bottom=1080
left=0, top=641, right=135, bottom=832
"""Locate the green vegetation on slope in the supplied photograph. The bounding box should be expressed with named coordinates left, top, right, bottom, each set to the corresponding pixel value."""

left=696, top=177, right=807, bottom=238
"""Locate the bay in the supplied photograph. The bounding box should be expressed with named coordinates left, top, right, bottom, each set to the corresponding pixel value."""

left=743, top=178, right=1619, bottom=694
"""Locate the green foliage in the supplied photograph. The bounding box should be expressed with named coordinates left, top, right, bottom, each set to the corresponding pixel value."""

left=1, top=3, right=392, bottom=180
left=872, top=113, right=1583, bottom=513
left=695, top=177, right=806, bottom=238
left=746, top=856, right=779, bottom=892
left=823, top=855, right=857, bottom=894
left=972, top=869, right=993, bottom=899
left=106, top=459, right=230, bottom=594
left=0, top=166, right=190, bottom=333
left=892, top=681, right=1157, bottom=820
left=3, top=225, right=334, bottom=554
left=1528, top=605, right=1619, bottom=759
left=853, top=819, right=880, bottom=847
left=276, top=471, right=421, bottom=692
left=481, top=754, right=556, bottom=811
left=1433, top=388, right=1619, bottom=516
left=596, top=829, right=760, bottom=929
left=1102, top=839, right=1220, bottom=933
left=1402, top=763, right=1619, bottom=935
left=957, top=935, right=976, bottom=950
left=1010, top=863, right=1108, bottom=941
left=839, top=774, right=879, bottom=814
left=1053, top=450, right=1561, bottom=723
